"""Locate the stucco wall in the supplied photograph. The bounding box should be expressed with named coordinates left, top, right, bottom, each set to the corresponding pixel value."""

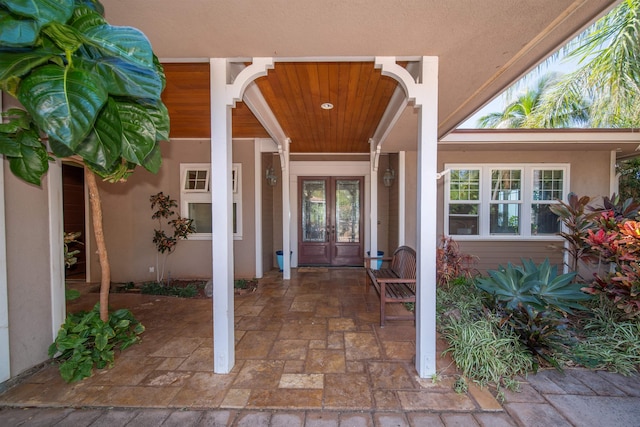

left=262, top=153, right=276, bottom=272
left=93, top=139, right=257, bottom=283
left=377, top=154, right=391, bottom=257
left=5, top=161, right=54, bottom=376
left=232, top=140, right=257, bottom=279
left=387, top=153, right=400, bottom=253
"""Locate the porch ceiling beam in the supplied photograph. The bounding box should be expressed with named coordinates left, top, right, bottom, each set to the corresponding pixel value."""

left=243, top=82, right=289, bottom=164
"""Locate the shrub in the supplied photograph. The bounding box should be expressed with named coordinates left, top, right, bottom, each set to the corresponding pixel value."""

left=141, top=281, right=199, bottom=298
left=475, top=259, right=590, bottom=314
left=475, top=259, right=590, bottom=368
left=549, top=193, right=598, bottom=273
left=571, top=297, right=640, bottom=374
left=436, top=236, right=478, bottom=287
left=583, top=218, right=640, bottom=318
left=441, top=316, right=533, bottom=388
left=48, top=304, right=144, bottom=382
left=150, top=192, right=195, bottom=283
left=552, top=193, right=640, bottom=319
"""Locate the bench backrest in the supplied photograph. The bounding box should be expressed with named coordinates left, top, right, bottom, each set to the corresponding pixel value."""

left=390, top=246, right=417, bottom=279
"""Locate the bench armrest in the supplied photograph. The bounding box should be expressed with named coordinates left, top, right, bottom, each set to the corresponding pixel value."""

left=375, top=277, right=416, bottom=284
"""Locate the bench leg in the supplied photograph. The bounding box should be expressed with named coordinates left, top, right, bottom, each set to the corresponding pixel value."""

left=380, top=284, right=385, bottom=327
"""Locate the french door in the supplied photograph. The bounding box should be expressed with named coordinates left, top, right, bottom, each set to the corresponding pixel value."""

left=298, top=176, right=364, bottom=266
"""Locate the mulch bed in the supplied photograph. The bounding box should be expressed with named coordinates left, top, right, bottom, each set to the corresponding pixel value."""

left=111, top=279, right=258, bottom=298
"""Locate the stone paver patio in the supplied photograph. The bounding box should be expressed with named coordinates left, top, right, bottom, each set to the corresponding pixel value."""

left=1, top=268, right=639, bottom=426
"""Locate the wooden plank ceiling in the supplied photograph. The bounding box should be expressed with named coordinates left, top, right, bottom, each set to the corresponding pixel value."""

left=162, top=62, right=400, bottom=152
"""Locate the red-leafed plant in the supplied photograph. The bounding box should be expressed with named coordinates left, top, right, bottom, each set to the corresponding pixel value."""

left=436, top=236, right=479, bottom=287
left=583, top=218, right=640, bottom=318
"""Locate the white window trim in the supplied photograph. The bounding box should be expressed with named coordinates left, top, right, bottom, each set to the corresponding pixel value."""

left=180, top=163, right=243, bottom=241
left=444, top=163, right=569, bottom=241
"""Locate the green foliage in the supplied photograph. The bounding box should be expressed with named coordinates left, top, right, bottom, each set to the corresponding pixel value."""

left=436, top=276, right=484, bottom=323
left=0, top=0, right=169, bottom=185
left=48, top=303, right=144, bottom=382
left=437, top=279, right=533, bottom=389
left=65, top=287, right=81, bottom=301
left=64, top=231, right=82, bottom=268
left=618, top=158, right=640, bottom=202
left=477, top=73, right=589, bottom=129
left=441, top=315, right=533, bottom=388
left=549, top=193, right=598, bottom=273
left=234, top=279, right=249, bottom=289
left=140, top=281, right=199, bottom=298
left=453, top=376, right=468, bottom=394
left=476, top=259, right=590, bottom=314
left=475, top=259, right=590, bottom=368
left=571, top=297, right=640, bottom=374
left=497, top=304, right=573, bottom=370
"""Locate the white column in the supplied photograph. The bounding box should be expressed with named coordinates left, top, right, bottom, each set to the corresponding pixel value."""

left=415, top=57, right=439, bottom=377
left=254, top=140, right=263, bottom=279
left=369, top=156, right=379, bottom=268
left=610, top=150, right=618, bottom=197
left=210, top=58, right=235, bottom=373
left=398, top=151, right=406, bottom=246
left=282, top=139, right=292, bottom=280
left=48, top=160, right=65, bottom=340
left=375, top=56, right=439, bottom=377
left=0, top=158, right=9, bottom=382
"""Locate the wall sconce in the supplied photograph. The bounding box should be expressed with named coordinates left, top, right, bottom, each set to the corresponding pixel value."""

left=266, top=166, right=277, bottom=186
left=383, top=168, right=395, bottom=187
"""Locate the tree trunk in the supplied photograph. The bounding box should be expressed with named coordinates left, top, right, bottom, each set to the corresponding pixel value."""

left=85, top=168, right=110, bottom=322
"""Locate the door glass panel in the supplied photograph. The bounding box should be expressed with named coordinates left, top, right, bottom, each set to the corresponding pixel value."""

left=335, top=180, right=360, bottom=243
left=302, top=180, right=326, bottom=242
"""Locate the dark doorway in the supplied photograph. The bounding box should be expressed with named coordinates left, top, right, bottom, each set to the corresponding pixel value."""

left=62, top=164, right=86, bottom=279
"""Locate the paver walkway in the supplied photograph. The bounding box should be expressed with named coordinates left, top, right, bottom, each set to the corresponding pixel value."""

left=1, top=268, right=639, bottom=426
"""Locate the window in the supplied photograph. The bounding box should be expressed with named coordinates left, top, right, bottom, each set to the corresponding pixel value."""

left=445, top=164, right=567, bottom=239
left=180, top=163, right=242, bottom=240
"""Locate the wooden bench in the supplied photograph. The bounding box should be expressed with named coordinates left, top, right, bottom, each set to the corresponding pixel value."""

left=364, top=246, right=416, bottom=327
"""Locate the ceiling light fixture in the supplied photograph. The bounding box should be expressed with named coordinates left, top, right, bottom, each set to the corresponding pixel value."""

left=320, top=102, right=334, bottom=110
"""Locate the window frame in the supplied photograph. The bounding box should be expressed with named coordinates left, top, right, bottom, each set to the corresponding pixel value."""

left=444, top=163, right=568, bottom=240
left=180, top=163, right=242, bottom=241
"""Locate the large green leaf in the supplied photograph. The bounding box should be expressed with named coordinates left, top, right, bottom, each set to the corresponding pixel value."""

left=48, top=137, right=74, bottom=158
left=142, top=142, right=162, bottom=174
left=82, top=25, right=155, bottom=70
left=147, top=101, right=170, bottom=141
left=0, top=48, right=59, bottom=82
left=115, top=101, right=156, bottom=164
left=74, top=0, right=103, bottom=15
left=0, top=0, right=74, bottom=26
left=16, top=126, right=41, bottom=147
left=17, top=64, right=107, bottom=148
left=8, top=142, right=49, bottom=185
left=75, top=56, right=163, bottom=99
left=69, top=5, right=105, bottom=32
left=75, top=97, right=122, bottom=169
left=0, top=108, right=32, bottom=132
left=41, top=21, right=83, bottom=51
left=0, top=9, right=39, bottom=46
left=0, top=133, right=22, bottom=157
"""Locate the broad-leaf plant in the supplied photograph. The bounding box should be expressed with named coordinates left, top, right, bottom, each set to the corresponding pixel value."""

left=0, top=0, right=169, bottom=322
